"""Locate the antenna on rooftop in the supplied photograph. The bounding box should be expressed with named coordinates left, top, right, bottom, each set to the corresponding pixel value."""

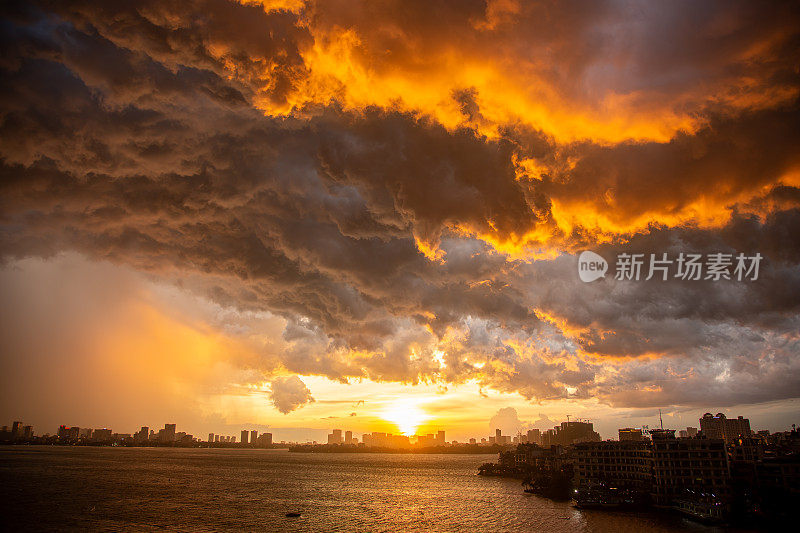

left=659, top=409, right=664, bottom=430
left=566, top=415, right=571, bottom=423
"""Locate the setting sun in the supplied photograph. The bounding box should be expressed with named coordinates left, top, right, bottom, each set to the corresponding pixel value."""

left=381, top=399, right=430, bottom=436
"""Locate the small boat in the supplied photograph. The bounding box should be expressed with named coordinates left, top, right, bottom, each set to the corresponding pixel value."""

left=285, top=512, right=302, bottom=517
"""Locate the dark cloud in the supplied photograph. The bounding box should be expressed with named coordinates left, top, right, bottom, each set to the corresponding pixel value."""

left=0, top=0, right=798, bottom=411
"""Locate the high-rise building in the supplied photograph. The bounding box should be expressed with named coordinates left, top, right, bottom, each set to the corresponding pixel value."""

left=574, top=440, right=653, bottom=492
left=135, top=427, right=149, bottom=444
left=11, top=421, right=23, bottom=438
left=619, top=427, right=645, bottom=441
left=526, top=429, right=541, bottom=445
left=362, top=432, right=411, bottom=448
left=240, top=430, right=249, bottom=445
left=345, top=430, right=353, bottom=445
left=208, top=433, right=214, bottom=443
left=540, top=421, right=601, bottom=446
left=437, top=430, right=445, bottom=445
left=700, top=413, right=751, bottom=445
left=255, top=432, right=272, bottom=448
left=650, top=429, right=730, bottom=512
left=58, top=425, right=80, bottom=440
left=157, top=424, right=176, bottom=443
left=250, top=430, right=258, bottom=444
left=328, top=429, right=343, bottom=445
left=92, top=428, right=113, bottom=442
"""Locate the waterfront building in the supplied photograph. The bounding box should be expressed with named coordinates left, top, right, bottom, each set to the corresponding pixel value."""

left=240, top=430, right=249, bottom=444
left=699, top=413, right=751, bottom=445
left=254, top=432, right=272, bottom=448
left=574, top=439, right=653, bottom=492
left=361, top=432, right=411, bottom=448
left=541, top=421, right=601, bottom=446
left=58, top=425, right=80, bottom=440
left=157, top=424, right=177, bottom=443
left=650, top=429, right=730, bottom=510
left=618, top=428, right=645, bottom=441
left=92, top=428, right=113, bottom=442
left=328, top=429, right=343, bottom=445
left=135, top=427, right=149, bottom=444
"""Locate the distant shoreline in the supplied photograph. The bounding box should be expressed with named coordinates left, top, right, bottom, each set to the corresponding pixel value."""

left=0, top=441, right=290, bottom=450
left=289, top=443, right=510, bottom=454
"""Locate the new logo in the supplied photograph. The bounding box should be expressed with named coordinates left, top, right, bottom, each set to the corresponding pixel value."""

left=578, top=251, right=608, bottom=282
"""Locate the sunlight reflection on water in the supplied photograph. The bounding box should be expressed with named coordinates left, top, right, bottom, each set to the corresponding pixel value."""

left=0, top=447, right=734, bottom=532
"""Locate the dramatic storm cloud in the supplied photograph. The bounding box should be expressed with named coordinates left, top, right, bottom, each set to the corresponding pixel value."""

left=1, top=0, right=798, bottom=419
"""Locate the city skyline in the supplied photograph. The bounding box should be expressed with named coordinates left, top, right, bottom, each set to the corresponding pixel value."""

left=3, top=408, right=795, bottom=447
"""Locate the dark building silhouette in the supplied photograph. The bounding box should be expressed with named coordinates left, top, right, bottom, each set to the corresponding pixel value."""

left=92, top=428, right=113, bottom=442
left=700, top=413, right=751, bottom=445
left=135, top=426, right=149, bottom=444
left=650, top=429, right=730, bottom=511
left=541, top=421, right=601, bottom=446
left=158, top=423, right=176, bottom=443
left=574, top=439, right=652, bottom=493
left=618, top=427, right=645, bottom=441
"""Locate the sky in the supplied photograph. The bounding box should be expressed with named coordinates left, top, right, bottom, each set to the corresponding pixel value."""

left=0, top=0, right=798, bottom=441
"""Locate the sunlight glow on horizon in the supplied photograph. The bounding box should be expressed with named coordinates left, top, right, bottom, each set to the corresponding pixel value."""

left=380, top=398, right=431, bottom=436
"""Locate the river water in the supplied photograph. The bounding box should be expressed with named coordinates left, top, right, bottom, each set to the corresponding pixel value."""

left=0, top=446, right=754, bottom=532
